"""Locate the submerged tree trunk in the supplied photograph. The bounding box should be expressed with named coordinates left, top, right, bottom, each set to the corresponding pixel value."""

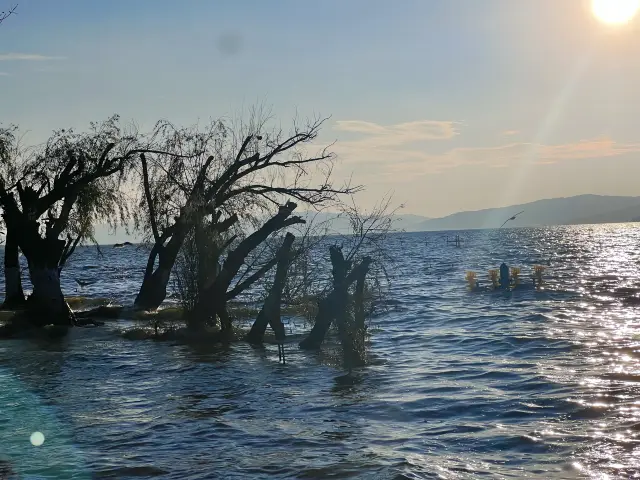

left=27, top=265, right=72, bottom=326
left=342, top=259, right=370, bottom=368
left=134, top=235, right=183, bottom=311
left=194, top=221, right=211, bottom=293
left=134, top=213, right=237, bottom=312
left=298, top=295, right=337, bottom=350
left=135, top=265, right=172, bottom=311
left=2, top=227, right=25, bottom=309
left=299, top=251, right=371, bottom=350
left=0, top=188, right=75, bottom=326
left=134, top=242, right=172, bottom=311
left=246, top=233, right=294, bottom=344
left=299, top=246, right=349, bottom=350
left=354, top=269, right=367, bottom=332
left=193, top=202, right=303, bottom=332
left=21, top=224, right=75, bottom=327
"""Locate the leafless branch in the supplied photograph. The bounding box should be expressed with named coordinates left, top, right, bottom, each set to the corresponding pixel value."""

left=0, top=4, right=16, bottom=25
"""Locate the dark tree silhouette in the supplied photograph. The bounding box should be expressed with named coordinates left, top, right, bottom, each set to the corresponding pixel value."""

left=134, top=113, right=359, bottom=312
left=297, top=194, right=400, bottom=367
left=0, top=117, right=179, bottom=326
left=0, top=125, right=26, bottom=308
left=191, top=201, right=305, bottom=332
left=245, top=232, right=295, bottom=344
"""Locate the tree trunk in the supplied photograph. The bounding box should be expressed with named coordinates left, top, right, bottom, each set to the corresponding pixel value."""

left=246, top=233, right=294, bottom=344
left=134, top=264, right=172, bottom=311
left=134, top=213, right=236, bottom=312
left=0, top=200, right=75, bottom=326
left=195, top=221, right=210, bottom=292
left=342, top=260, right=370, bottom=368
left=299, top=252, right=371, bottom=350
left=2, top=227, right=25, bottom=309
left=134, top=236, right=182, bottom=310
left=27, top=265, right=73, bottom=326
left=192, top=202, right=303, bottom=330
left=20, top=228, right=75, bottom=327
left=299, top=246, right=349, bottom=350
left=354, top=270, right=366, bottom=331
left=298, top=295, right=337, bottom=350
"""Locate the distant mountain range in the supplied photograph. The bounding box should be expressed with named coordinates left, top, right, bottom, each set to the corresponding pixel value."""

left=412, top=195, right=640, bottom=231
left=299, top=211, right=431, bottom=233
left=93, top=195, right=640, bottom=242
left=303, top=195, right=640, bottom=234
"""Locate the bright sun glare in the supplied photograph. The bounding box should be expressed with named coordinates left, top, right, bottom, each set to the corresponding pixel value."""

left=592, top=0, right=640, bottom=24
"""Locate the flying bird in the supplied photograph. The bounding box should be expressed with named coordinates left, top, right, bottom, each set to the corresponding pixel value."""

left=499, top=210, right=524, bottom=229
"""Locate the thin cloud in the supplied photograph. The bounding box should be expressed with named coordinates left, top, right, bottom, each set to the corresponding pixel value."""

left=0, top=53, right=66, bottom=61
left=334, top=119, right=459, bottom=147
left=539, top=137, right=640, bottom=160
left=332, top=135, right=640, bottom=181
left=0, top=72, right=8, bottom=76
left=449, top=137, right=640, bottom=166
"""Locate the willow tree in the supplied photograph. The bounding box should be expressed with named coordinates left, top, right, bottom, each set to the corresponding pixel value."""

left=0, top=116, right=167, bottom=325
left=134, top=113, right=358, bottom=312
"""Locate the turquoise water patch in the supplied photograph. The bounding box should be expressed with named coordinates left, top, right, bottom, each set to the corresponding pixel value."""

left=0, top=368, right=91, bottom=479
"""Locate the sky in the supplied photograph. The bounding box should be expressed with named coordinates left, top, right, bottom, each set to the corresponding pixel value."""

left=2, top=0, right=640, bottom=241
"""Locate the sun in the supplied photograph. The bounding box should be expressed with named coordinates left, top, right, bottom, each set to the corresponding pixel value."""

left=592, top=0, right=640, bottom=24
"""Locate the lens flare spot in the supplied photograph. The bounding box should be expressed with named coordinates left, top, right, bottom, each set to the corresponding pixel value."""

left=30, top=431, right=45, bottom=446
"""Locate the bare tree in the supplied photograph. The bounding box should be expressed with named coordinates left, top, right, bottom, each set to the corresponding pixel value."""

left=191, top=201, right=306, bottom=332
left=133, top=119, right=229, bottom=310
left=337, top=193, right=402, bottom=318
left=298, top=194, right=402, bottom=368
left=134, top=112, right=359, bottom=312
left=173, top=211, right=240, bottom=324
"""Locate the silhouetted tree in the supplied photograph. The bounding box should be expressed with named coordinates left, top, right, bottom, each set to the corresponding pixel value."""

left=134, top=112, right=358, bottom=313
left=0, top=116, right=175, bottom=325
left=192, top=201, right=306, bottom=332
left=0, top=125, right=25, bottom=308
left=299, top=194, right=400, bottom=367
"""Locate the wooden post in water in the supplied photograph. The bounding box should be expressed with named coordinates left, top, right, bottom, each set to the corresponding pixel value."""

left=446, top=235, right=462, bottom=248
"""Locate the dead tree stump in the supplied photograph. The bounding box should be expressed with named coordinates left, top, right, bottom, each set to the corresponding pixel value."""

left=342, top=258, right=371, bottom=367
left=299, top=247, right=372, bottom=350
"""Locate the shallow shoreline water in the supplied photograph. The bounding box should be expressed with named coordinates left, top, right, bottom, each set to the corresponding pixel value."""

left=2, top=225, right=640, bottom=478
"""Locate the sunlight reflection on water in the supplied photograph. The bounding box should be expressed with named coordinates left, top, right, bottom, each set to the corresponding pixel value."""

left=1, top=224, right=640, bottom=477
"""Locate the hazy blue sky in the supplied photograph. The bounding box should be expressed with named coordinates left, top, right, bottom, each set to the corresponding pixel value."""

left=2, top=0, right=640, bottom=233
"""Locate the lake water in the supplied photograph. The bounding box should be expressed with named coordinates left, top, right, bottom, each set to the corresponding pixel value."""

left=2, top=224, right=640, bottom=479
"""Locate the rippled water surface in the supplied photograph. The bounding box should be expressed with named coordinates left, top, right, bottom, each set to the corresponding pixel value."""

left=3, top=225, right=640, bottom=479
